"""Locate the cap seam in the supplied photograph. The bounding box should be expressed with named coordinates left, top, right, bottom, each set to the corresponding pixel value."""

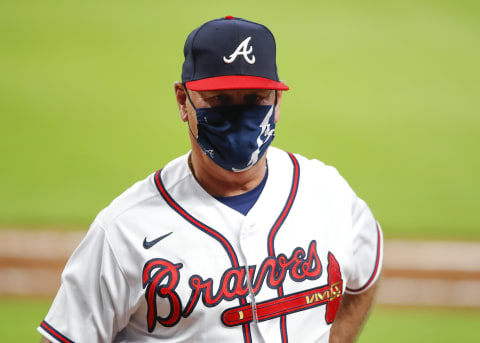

left=188, top=18, right=227, bottom=81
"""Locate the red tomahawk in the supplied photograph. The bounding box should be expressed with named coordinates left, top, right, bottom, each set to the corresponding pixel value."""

left=222, top=252, right=343, bottom=326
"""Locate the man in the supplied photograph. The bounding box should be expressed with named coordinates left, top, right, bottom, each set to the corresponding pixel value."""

left=39, top=16, right=382, bottom=343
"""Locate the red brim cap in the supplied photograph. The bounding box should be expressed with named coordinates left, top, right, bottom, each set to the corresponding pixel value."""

left=185, top=75, right=289, bottom=91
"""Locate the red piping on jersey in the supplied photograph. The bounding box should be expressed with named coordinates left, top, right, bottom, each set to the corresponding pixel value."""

left=40, top=321, right=74, bottom=343
left=154, top=170, right=240, bottom=268
left=267, top=151, right=300, bottom=343
left=268, top=152, right=300, bottom=253
left=346, top=223, right=382, bottom=293
left=154, top=169, right=252, bottom=343
left=154, top=152, right=300, bottom=343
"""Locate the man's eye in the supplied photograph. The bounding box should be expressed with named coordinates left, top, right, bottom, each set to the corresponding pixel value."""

left=245, top=95, right=261, bottom=104
left=213, top=95, right=231, bottom=104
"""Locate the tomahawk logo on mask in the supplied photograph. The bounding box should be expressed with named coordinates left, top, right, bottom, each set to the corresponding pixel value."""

left=223, top=37, right=256, bottom=64
left=232, top=105, right=275, bottom=172
left=195, top=104, right=276, bottom=172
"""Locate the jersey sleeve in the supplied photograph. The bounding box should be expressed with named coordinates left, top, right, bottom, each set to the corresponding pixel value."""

left=37, top=221, right=131, bottom=343
left=345, top=196, right=383, bottom=294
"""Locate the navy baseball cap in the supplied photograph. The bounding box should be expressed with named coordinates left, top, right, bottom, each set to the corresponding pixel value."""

left=181, top=16, right=289, bottom=91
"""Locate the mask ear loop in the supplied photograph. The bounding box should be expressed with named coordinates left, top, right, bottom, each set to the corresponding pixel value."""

left=269, top=91, right=278, bottom=171
left=183, top=84, right=197, bottom=110
left=183, top=84, right=199, bottom=139
left=274, top=90, right=278, bottom=113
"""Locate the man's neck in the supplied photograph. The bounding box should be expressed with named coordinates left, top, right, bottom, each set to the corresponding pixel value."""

left=188, top=148, right=268, bottom=198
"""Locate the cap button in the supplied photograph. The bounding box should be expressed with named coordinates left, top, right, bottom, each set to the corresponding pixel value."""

left=225, top=15, right=234, bottom=20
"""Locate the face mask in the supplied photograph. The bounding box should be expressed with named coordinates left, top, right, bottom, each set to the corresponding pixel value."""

left=185, top=91, right=276, bottom=172
left=195, top=104, right=275, bottom=172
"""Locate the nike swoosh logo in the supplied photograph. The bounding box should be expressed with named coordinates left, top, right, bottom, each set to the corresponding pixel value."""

left=143, top=232, right=173, bottom=249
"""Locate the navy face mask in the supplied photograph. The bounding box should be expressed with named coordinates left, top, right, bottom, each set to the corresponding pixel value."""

left=186, top=91, right=276, bottom=172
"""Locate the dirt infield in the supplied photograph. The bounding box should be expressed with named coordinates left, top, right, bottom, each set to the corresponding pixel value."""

left=1, top=229, right=479, bottom=307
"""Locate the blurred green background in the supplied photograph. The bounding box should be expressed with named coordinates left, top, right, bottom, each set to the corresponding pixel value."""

left=0, top=0, right=479, bottom=341
left=1, top=0, right=479, bottom=239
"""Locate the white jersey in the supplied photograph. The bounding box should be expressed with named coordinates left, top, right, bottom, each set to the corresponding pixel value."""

left=38, top=147, right=383, bottom=343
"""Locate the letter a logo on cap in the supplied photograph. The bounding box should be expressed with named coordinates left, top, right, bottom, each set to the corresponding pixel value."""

left=223, top=37, right=256, bottom=64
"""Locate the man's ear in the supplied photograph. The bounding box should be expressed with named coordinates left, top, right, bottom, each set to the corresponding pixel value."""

left=174, top=81, right=188, bottom=122
left=274, top=90, right=283, bottom=123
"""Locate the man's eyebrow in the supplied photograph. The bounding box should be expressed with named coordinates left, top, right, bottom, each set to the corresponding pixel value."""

left=199, top=91, right=229, bottom=97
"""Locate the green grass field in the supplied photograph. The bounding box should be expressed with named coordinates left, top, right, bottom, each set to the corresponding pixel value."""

left=358, top=306, right=480, bottom=342
left=2, top=297, right=478, bottom=342
left=0, top=1, right=479, bottom=238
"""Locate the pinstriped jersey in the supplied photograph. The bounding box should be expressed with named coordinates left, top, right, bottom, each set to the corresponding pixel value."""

left=38, top=147, right=383, bottom=343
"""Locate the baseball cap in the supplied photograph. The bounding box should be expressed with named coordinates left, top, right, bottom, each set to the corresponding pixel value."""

left=181, top=16, right=289, bottom=91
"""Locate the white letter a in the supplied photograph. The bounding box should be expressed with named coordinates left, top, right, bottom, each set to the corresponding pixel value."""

left=223, top=37, right=256, bottom=64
